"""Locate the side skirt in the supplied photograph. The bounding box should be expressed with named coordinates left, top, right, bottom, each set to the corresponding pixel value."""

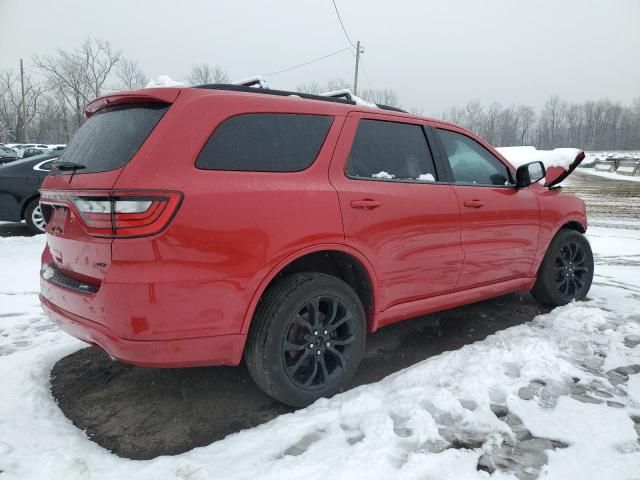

left=373, top=277, right=536, bottom=331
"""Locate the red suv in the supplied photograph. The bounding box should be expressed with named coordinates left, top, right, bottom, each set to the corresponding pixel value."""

left=39, top=85, right=593, bottom=407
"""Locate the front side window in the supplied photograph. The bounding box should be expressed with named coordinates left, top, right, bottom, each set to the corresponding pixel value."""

left=346, top=119, right=437, bottom=182
left=196, top=113, right=333, bottom=172
left=437, top=129, right=511, bottom=186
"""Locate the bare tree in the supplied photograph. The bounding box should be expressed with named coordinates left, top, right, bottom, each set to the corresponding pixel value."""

left=117, top=58, right=147, bottom=90
left=295, top=81, right=323, bottom=95
left=360, top=88, right=400, bottom=107
left=0, top=71, right=45, bottom=142
left=516, top=105, right=536, bottom=145
left=187, top=64, right=229, bottom=85
left=34, top=38, right=121, bottom=128
left=324, top=78, right=351, bottom=92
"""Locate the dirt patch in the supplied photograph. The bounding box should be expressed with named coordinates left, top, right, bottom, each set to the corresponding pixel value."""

left=51, top=292, right=548, bottom=460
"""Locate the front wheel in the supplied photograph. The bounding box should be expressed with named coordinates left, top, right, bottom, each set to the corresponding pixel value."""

left=24, top=198, right=46, bottom=234
left=532, top=229, right=594, bottom=307
left=245, top=273, right=366, bottom=407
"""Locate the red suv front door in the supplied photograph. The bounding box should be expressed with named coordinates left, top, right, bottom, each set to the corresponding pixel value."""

left=433, top=126, right=540, bottom=288
left=329, top=113, right=464, bottom=312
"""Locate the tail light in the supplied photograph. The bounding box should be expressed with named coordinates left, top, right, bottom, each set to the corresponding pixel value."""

left=40, top=190, right=182, bottom=238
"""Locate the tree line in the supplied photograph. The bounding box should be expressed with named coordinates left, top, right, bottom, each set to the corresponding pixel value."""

left=1, top=37, right=639, bottom=150
left=440, top=96, right=640, bottom=150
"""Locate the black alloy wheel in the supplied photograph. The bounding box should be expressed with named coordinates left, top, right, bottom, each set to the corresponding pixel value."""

left=245, top=273, right=366, bottom=407
left=282, top=295, right=357, bottom=390
left=532, top=229, right=594, bottom=307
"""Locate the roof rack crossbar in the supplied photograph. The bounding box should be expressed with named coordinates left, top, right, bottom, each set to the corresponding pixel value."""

left=231, top=76, right=269, bottom=89
left=193, top=84, right=407, bottom=113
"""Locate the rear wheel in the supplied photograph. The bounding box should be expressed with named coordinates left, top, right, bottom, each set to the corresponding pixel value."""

left=24, top=198, right=46, bottom=234
left=532, top=229, right=594, bottom=307
left=245, top=273, right=366, bottom=407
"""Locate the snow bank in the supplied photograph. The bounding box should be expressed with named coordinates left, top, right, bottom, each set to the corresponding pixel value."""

left=497, top=146, right=582, bottom=169
left=145, top=75, right=185, bottom=88
left=1, top=223, right=640, bottom=479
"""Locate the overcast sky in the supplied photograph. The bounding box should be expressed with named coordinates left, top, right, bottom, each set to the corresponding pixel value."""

left=1, top=0, right=638, bottom=113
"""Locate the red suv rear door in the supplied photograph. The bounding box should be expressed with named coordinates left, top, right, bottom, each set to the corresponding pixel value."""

left=432, top=126, right=540, bottom=288
left=329, top=112, right=463, bottom=312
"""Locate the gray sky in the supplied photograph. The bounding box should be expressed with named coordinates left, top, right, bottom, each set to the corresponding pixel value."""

left=1, top=0, right=638, bottom=114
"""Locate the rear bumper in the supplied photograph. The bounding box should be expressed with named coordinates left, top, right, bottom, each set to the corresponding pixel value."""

left=40, top=295, right=246, bottom=367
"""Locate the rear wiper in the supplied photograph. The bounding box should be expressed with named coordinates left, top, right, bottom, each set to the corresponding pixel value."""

left=52, top=161, right=86, bottom=172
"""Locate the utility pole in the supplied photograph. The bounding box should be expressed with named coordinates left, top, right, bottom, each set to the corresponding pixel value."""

left=20, top=59, right=28, bottom=142
left=353, top=40, right=364, bottom=96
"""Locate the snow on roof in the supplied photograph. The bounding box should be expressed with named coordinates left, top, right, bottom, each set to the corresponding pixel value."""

left=145, top=75, right=186, bottom=88
left=496, top=146, right=582, bottom=169
left=320, top=89, right=378, bottom=108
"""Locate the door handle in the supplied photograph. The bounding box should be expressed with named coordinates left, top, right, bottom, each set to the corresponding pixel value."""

left=351, top=199, right=382, bottom=210
left=463, top=199, right=485, bottom=208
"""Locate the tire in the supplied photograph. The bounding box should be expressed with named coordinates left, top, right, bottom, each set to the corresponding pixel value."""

left=24, top=198, right=46, bottom=234
left=532, top=229, right=594, bottom=307
left=245, top=273, right=367, bottom=407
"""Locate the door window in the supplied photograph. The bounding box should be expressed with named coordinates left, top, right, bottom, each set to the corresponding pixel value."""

left=437, top=129, right=511, bottom=186
left=346, top=119, right=437, bottom=182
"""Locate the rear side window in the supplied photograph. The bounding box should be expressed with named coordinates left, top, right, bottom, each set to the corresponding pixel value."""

left=196, top=113, right=332, bottom=172
left=57, top=103, right=168, bottom=174
left=346, top=119, right=437, bottom=182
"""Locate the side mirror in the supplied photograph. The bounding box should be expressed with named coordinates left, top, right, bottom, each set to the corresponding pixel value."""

left=515, top=161, right=546, bottom=188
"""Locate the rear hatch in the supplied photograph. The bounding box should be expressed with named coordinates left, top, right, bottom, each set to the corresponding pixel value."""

left=40, top=89, right=180, bottom=289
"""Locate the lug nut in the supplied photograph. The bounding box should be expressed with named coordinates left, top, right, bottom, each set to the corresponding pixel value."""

left=309, top=344, right=314, bottom=349
left=323, top=329, right=328, bottom=335
left=326, top=341, right=331, bottom=348
left=313, top=330, right=318, bottom=336
left=316, top=350, right=322, bottom=356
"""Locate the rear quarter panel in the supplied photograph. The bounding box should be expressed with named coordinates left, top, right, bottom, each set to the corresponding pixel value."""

left=109, top=91, right=348, bottom=339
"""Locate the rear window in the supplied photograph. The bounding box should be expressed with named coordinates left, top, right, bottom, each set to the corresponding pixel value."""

left=56, top=103, right=168, bottom=174
left=195, top=113, right=333, bottom=172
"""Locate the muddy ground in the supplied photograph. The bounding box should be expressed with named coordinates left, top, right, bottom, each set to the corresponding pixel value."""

left=3, top=168, right=638, bottom=460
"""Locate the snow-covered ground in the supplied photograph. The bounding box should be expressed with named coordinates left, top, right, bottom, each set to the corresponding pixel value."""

left=577, top=167, right=640, bottom=183
left=1, top=222, right=640, bottom=479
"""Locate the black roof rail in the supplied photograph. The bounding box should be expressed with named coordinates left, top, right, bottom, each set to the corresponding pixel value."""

left=193, top=84, right=407, bottom=113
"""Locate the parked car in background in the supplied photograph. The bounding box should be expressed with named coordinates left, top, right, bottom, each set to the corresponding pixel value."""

left=15, top=144, right=49, bottom=158
left=21, top=147, right=48, bottom=158
left=39, top=84, right=593, bottom=407
left=0, top=153, right=57, bottom=233
left=0, top=146, right=18, bottom=165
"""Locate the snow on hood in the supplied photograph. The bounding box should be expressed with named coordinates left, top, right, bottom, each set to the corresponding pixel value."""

left=146, top=75, right=186, bottom=88
left=497, top=146, right=585, bottom=187
left=496, top=146, right=583, bottom=169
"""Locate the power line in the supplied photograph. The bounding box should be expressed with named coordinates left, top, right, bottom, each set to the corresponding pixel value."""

left=262, top=48, right=351, bottom=77
left=331, top=0, right=356, bottom=49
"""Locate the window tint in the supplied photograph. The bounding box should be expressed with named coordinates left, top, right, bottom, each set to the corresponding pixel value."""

left=57, top=104, right=168, bottom=174
left=346, top=120, right=437, bottom=182
left=196, top=113, right=332, bottom=172
left=437, top=129, right=511, bottom=186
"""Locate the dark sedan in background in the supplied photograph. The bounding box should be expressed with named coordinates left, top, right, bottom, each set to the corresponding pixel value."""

left=0, top=153, right=58, bottom=233
left=0, top=146, right=18, bottom=165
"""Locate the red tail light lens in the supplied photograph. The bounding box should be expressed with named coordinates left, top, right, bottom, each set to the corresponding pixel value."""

left=40, top=190, right=182, bottom=238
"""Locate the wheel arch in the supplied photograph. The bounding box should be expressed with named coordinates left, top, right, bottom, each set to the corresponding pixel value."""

left=20, top=194, right=40, bottom=220
left=559, top=220, right=586, bottom=234
left=241, top=245, right=379, bottom=335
